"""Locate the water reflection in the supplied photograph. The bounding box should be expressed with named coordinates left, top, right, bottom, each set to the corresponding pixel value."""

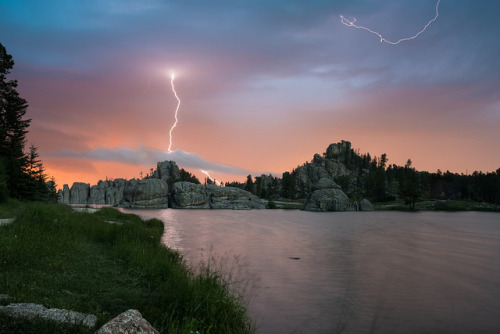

left=121, top=209, right=500, bottom=334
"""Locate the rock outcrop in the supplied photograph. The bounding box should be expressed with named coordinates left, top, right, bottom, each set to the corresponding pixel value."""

left=359, top=198, right=374, bottom=211
left=59, top=179, right=127, bottom=206
left=60, top=184, right=70, bottom=203
left=58, top=160, right=264, bottom=210
left=0, top=303, right=97, bottom=329
left=155, top=160, right=181, bottom=183
left=171, top=182, right=265, bottom=209
left=171, top=182, right=209, bottom=209
left=293, top=153, right=349, bottom=198
left=302, top=178, right=354, bottom=212
left=301, top=178, right=374, bottom=212
left=122, top=178, right=169, bottom=208
left=206, top=184, right=266, bottom=209
left=69, top=182, right=90, bottom=205
left=325, top=140, right=352, bottom=159
left=96, top=309, right=159, bottom=334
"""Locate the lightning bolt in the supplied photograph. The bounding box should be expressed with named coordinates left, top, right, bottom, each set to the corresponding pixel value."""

left=340, top=0, right=440, bottom=45
left=168, top=72, right=181, bottom=153
left=201, top=169, right=221, bottom=186
left=165, top=73, right=221, bottom=187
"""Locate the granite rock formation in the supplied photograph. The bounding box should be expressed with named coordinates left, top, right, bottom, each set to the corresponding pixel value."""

left=171, top=182, right=265, bottom=209
left=171, top=182, right=209, bottom=209
left=122, top=178, right=169, bottom=208
left=59, top=179, right=127, bottom=206
left=302, top=178, right=355, bottom=211
left=58, top=160, right=263, bottom=209
left=155, top=160, right=181, bottom=183
left=69, top=182, right=90, bottom=205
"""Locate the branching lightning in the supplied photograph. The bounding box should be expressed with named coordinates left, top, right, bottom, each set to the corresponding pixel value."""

left=201, top=169, right=221, bottom=186
left=340, top=0, right=441, bottom=45
left=167, top=72, right=181, bottom=153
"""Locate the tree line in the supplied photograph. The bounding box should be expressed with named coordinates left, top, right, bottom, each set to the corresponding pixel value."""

left=0, top=43, right=56, bottom=202
left=227, top=143, right=500, bottom=208
left=334, top=150, right=500, bottom=207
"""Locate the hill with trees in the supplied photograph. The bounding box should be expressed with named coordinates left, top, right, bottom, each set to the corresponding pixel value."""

left=229, top=140, right=500, bottom=209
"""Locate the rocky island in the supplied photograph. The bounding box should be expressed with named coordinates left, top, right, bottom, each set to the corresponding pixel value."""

left=58, top=141, right=375, bottom=211
left=58, top=161, right=266, bottom=210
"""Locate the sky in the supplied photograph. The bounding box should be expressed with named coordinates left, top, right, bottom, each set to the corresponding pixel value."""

left=1, top=0, right=499, bottom=187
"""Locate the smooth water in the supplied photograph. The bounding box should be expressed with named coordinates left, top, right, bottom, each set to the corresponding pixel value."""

left=122, top=209, right=500, bottom=334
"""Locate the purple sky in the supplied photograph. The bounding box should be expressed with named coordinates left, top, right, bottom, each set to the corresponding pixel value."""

left=1, top=0, right=499, bottom=186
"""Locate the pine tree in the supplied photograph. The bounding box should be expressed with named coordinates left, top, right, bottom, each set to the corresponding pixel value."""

left=282, top=171, right=297, bottom=199
left=245, top=175, right=254, bottom=193
left=1, top=43, right=53, bottom=201
left=1, top=43, right=32, bottom=199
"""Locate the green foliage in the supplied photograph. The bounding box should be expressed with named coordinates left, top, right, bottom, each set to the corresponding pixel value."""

left=179, top=168, right=200, bottom=184
left=266, top=199, right=277, bottom=209
left=281, top=171, right=296, bottom=199
left=335, top=175, right=351, bottom=195
left=0, top=203, right=254, bottom=333
left=0, top=43, right=53, bottom=202
left=365, top=167, right=387, bottom=202
left=244, top=175, right=254, bottom=193
left=0, top=159, right=8, bottom=203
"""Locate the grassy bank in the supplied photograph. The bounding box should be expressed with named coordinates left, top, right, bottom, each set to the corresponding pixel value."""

left=0, top=200, right=254, bottom=333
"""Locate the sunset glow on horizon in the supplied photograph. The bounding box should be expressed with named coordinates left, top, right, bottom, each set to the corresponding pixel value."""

left=2, top=0, right=499, bottom=188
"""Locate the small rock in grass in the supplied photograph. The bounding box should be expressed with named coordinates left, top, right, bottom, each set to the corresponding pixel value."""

left=95, top=309, right=159, bottom=334
left=0, top=303, right=97, bottom=328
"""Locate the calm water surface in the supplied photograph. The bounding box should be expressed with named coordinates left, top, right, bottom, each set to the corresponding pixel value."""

left=122, top=209, right=500, bottom=334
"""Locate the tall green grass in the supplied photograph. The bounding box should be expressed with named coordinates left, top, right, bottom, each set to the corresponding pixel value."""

left=0, top=202, right=254, bottom=333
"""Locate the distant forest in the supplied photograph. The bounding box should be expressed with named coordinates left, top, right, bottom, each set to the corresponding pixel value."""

left=227, top=142, right=500, bottom=208
left=331, top=148, right=500, bottom=208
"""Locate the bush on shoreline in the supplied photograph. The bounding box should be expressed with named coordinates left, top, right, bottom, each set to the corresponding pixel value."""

left=0, top=201, right=254, bottom=333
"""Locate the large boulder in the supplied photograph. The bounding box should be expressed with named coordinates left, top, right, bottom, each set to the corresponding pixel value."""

left=171, top=182, right=209, bottom=209
left=122, top=179, right=168, bottom=208
left=171, top=182, right=265, bottom=209
left=69, top=182, right=90, bottom=204
left=302, top=178, right=354, bottom=212
left=359, top=198, right=374, bottom=211
left=95, top=309, right=158, bottom=334
left=312, top=177, right=341, bottom=190
left=206, top=184, right=266, bottom=209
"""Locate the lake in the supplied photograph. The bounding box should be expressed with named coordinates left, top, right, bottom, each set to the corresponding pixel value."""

left=121, top=209, right=500, bottom=334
